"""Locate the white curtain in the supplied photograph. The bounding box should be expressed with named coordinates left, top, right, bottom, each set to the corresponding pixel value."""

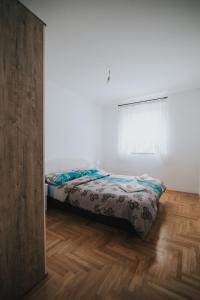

left=118, top=100, right=168, bottom=156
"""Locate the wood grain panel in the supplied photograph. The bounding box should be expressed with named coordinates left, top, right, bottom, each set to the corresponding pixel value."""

left=0, top=1, right=45, bottom=299
left=24, top=191, right=200, bottom=300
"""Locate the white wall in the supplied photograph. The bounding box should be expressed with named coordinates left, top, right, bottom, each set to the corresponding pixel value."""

left=102, top=90, right=200, bottom=194
left=45, top=81, right=102, bottom=163
left=20, top=1, right=102, bottom=165
left=21, top=0, right=200, bottom=192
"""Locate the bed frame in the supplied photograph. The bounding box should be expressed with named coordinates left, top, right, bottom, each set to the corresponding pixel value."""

left=47, top=196, right=137, bottom=235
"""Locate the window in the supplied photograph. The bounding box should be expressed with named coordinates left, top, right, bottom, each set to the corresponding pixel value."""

left=118, top=100, right=167, bottom=155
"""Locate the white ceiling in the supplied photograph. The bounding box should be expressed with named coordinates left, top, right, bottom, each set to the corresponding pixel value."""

left=22, top=0, right=200, bottom=104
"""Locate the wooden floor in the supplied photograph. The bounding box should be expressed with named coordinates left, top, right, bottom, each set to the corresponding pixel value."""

left=24, top=191, right=200, bottom=300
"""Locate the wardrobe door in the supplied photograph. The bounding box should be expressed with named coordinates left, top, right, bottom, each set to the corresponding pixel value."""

left=0, top=1, right=45, bottom=299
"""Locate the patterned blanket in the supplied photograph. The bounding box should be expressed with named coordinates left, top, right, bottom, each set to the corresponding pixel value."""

left=50, top=173, right=166, bottom=238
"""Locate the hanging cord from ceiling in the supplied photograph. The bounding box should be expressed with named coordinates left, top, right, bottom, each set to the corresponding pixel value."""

left=106, top=68, right=111, bottom=84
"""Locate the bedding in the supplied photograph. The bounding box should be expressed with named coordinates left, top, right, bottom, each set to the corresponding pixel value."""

left=45, top=169, right=99, bottom=185
left=47, top=170, right=166, bottom=238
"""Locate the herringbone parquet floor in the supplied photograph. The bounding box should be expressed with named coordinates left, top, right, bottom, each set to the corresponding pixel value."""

left=24, top=191, right=200, bottom=300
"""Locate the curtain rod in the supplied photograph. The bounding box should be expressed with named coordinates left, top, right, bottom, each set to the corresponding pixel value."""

left=118, top=96, right=168, bottom=107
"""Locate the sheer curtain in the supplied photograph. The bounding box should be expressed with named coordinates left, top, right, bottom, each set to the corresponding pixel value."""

left=118, top=100, right=168, bottom=156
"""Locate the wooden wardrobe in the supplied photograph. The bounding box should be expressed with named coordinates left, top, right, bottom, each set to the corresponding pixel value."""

left=0, top=0, right=46, bottom=299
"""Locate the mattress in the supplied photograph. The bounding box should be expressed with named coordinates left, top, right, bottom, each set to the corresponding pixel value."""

left=48, top=184, right=67, bottom=202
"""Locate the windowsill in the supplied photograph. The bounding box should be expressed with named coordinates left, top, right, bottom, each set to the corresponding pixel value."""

left=130, top=152, right=156, bottom=155
left=118, top=152, right=167, bottom=160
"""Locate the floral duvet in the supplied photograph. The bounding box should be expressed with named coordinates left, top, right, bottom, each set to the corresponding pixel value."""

left=48, top=172, right=166, bottom=238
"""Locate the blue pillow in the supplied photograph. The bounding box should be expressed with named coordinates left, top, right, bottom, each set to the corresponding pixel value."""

left=53, top=169, right=98, bottom=185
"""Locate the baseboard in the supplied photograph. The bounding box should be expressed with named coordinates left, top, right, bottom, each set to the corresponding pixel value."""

left=166, top=189, right=199, bottom=197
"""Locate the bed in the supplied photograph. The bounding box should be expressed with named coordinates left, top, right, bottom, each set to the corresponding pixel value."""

left=46, top=166, right=166, bottom=238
